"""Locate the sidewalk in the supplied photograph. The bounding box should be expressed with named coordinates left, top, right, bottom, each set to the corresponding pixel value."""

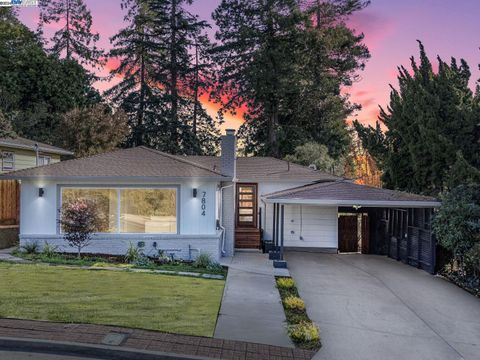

left=0, top=247, right=25, bottom=263
left=215, top=252, right=294, bottom=348
left=0, top=319, right=314, bottom=360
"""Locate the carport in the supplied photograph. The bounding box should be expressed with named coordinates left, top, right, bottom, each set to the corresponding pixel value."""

left=263, top=180, right=441, bottom=273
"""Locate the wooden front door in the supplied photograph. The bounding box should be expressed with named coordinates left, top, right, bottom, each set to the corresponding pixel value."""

left=236, top=183, right=257, bottom=228
left=338, top=215, right=359, bottom=253
left=235, top=183, right=261, bottom=249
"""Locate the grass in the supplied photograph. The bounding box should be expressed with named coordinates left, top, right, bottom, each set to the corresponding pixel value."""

left=0, top=262, right=225, bottom=337
left=13, top=252, right=226, bottom=276
left=276, top=277, right=321, bottom=350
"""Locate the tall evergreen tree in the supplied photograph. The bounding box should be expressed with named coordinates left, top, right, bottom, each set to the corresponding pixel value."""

left=108, top=0, right=219, bottom=154
left=295, top=0, right=370, bottom=158
left=0, top=7, right=99, bottom=145
left=213, top=0, right=304, bottom=157
left=147, top=0, right=219, bottom=154
left=354, top=42, right=480, bottom=195
left=107, top=0, right=161, bottom=148
left=38, top=0, right=104, bottom=67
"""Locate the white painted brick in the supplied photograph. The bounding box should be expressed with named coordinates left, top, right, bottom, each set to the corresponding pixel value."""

left=20, top=232, right=222, bottom=262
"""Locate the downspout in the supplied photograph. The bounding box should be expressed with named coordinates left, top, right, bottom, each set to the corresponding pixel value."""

left=34, top=143, right=39, bottom=166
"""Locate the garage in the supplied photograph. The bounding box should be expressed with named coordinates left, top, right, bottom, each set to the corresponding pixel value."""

left=263, top=180, right=440, bottom=273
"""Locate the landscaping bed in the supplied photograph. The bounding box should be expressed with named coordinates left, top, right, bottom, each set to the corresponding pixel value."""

left=0, top=262, right=224, bottom=337
left=276, top=277, right=321, bottom=350
left=12, top=250, right=226, bottom=276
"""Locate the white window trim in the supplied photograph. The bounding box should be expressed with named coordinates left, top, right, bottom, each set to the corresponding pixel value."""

left=1, top=151, right=15, bottom=171
left=38, top=155, right=51, bottom=166
left=57, top=185, right=181, bottom=235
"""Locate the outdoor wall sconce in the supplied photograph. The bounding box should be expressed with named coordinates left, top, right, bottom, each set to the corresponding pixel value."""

left=38, top=188, right=45, bottom=197
left=193, top=188, right=198, bottom=198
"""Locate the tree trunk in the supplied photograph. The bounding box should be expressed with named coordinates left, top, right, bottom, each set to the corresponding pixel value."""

left=170, top=0, right=179, bottom=145
left=193, top=40, right=199, bottom=141
left=137, top=48, right=146, bottom=146
left=66, top=0, right=71, bottom=59
left=77, top=246, right=81, bottom=259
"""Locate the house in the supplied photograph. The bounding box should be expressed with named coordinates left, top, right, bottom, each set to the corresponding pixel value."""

left=0, top=137, right=73, bottom=249
left=1, top=130, right=440, bottom=272
left=0, top=137, right=74, bottom=174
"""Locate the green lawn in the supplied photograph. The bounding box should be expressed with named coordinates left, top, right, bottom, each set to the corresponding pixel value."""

left=0, top=263, right=224, bottom=337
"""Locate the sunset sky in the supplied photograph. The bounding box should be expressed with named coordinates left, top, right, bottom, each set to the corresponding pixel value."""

left=18, top=0, right=480, bottom=131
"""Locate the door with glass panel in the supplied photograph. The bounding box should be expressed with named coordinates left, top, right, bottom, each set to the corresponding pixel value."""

left=236, top=183, right=257, bottom=228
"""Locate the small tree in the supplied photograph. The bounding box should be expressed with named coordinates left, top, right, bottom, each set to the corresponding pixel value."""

left=433, top=184, right=480, bottom=278
left=59, top=198, right=99, bottom=258
left=60, top=104, right=128, bottom=157
left=285, top=142, right=346, bottom=176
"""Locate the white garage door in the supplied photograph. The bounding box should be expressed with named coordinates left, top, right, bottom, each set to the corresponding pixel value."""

left=283, top=205, right=338, bottom=249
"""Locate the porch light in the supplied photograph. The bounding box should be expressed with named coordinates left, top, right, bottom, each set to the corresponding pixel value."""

left=38, top=188, right=45, bottom=197
left=193, top=188, right=198, bottom=198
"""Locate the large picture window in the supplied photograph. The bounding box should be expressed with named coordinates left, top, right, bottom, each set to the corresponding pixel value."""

left=61, top=187, right=177, bottom=234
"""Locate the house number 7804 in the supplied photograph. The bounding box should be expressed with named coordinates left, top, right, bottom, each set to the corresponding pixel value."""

left=201, top=191, right=207, bottom=216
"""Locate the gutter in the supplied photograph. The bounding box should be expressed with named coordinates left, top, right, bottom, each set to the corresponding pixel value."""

left=262, top=198, right=441, bottom=208
left=0, top=140, right=74, bottom=156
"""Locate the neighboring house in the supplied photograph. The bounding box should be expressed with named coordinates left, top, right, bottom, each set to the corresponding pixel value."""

left=1, top=130, right=440, bottom=272
left=0, top=137, right=73, bottom=249
left=0, top=137, right=74, bottom=174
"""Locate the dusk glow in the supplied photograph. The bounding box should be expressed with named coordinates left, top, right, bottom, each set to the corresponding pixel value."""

left=19, top=0, right=480, bottom=129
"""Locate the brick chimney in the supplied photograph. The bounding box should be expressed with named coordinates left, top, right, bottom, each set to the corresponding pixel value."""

left=221, top=129, right=236, bottom=179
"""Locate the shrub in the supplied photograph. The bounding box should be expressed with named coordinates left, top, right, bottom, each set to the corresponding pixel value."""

left=133, top=254, right=155, bottom=268
left=59, top=198, right=100, bottom=258
left=41, top=242, right=59, bottom=258
left=283, top=296, right=305, bottom=311
left=276, top=277, right=295, bottom=290
left=194, top=253, right=213, bottom=268
left=433, top=184, right=480, bottom=279
left=124, top=243, right=141, bottom=264
left=21, top=241, right=39, bottom=254
left=288, top=321, right=320, bottom=344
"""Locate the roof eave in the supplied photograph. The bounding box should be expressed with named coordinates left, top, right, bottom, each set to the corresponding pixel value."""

left=0, top=175, right=229, bottom=182
left=0, top=141, right=74, bottom=156
left=263, top=198, right=441, bottom=208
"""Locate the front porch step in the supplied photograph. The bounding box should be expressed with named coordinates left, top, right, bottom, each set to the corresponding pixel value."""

left=235, top=228, right=261, bottom=249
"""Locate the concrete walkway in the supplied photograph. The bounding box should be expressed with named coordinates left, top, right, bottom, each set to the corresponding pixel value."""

left=287, top=252, right=480, bottom=360
left=215, top=251, right=293, bottom=348
left=0, top=247, right=25, bottom=263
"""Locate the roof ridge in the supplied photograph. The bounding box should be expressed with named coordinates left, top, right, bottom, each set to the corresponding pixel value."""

left=140, top=147, right=227, bottom=177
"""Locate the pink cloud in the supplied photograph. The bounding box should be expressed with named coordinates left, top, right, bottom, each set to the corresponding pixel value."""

left=347, top=11, right=397, bottom=51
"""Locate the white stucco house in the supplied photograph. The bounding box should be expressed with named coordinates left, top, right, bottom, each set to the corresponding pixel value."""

left=2, top=130, right=441, bottom=270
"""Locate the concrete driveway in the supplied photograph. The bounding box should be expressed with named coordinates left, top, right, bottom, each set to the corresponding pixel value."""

left=286, top=252, right=480, bottom=360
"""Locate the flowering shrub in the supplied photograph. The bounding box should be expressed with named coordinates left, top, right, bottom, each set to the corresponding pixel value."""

left=288, top=321, right=320, bottom=344
left=59, top=198, right=100, bottom=258
left=276, top=277, right=295, bottom=290
left=283, top=296, right=305, bottom=311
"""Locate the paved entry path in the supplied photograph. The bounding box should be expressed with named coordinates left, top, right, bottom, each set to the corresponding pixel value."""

left=215, top=251, right=294, bottom=348
left=287, top=252, right=480, bottom=360
left=0, top=247, right=26, bottom=263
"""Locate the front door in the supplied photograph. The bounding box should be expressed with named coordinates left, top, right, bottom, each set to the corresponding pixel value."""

left=236, top=183, right=257, bottom=228
left=235, top=183, right=261, bottom=249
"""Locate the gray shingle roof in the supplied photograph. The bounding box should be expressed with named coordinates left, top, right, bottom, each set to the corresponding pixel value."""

left=182, top=156, right=341, bottom=182
left=1, top=147, right=227, bottom=180
left=264, top=180, right=440, bottom=207
left=0, top=137, right=74, bottom=156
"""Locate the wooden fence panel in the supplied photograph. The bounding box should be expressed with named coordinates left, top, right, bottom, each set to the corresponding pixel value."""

left=0, top=180, right=20, bottom=225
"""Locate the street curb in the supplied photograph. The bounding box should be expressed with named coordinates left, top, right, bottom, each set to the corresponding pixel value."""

left=0, top=337, right=213, bottom=360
